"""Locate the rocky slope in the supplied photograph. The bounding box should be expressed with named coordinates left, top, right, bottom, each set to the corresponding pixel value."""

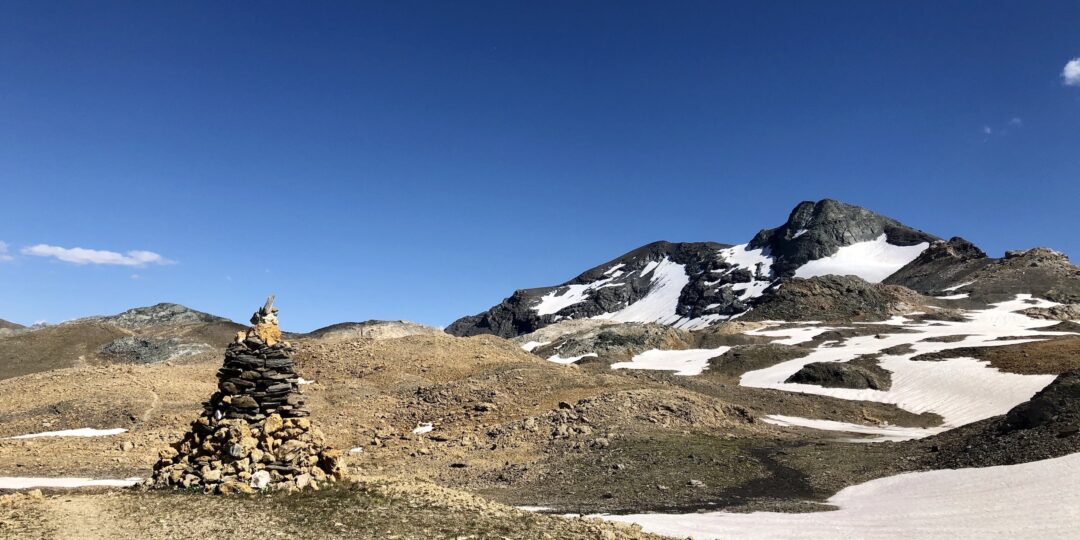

left=886, top=241, right=1080, bottom=303
left=0, top=318, right=24, bottom=331
left=0, top=304, right=243, bottom=380
left=302, top=320, right=444, bottom=341
left=449, top=199, right=940, bottom=338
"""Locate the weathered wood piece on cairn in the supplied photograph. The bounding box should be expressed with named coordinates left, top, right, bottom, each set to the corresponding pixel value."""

left=149, top=296, right=345, bottom=494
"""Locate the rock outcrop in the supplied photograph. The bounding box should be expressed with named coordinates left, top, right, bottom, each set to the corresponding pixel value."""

left=741, top=275, right=923, bottom=322
left=150, top=296, right=346, bottom=494
left=785, top=357, right=892, bottom=390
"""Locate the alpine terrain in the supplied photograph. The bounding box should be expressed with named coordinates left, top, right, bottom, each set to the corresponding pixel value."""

left=2, top=199, right=1079, bottom=539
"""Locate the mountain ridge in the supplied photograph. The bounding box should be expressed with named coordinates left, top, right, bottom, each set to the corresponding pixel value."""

left=448, top=199, right=943, bottom=338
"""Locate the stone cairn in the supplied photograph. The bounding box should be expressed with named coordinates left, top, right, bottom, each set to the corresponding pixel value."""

left=150, top=296, right=346, bottom=494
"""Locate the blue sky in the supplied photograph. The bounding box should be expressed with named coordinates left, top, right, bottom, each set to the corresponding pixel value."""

left=2, top=1, right=1079, bottom=331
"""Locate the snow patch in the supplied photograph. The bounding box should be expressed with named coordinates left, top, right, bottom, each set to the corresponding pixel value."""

left=793, top=234, right=929, bottom=283
left=594, top=258, right=689, bottom=325
left=5, top=428, right=128, bottom=440
left=0, top=477, right=141, bottom=490
left=792, top=229, right=809, bottom=239
left=611, top=347, right=731, bottom=376
left=762, top=415, right=941, bottom=442
left=521, top=340, right=551, bottom=352
left=935, top=293, right=969, bottom=300
left=546, top=352, right=597, bottom=364
left=740, top=295, right=1065, bottom=429
left=602, top=452, right=1080, bottom=539
left=942, top=280, right=977, bottom=292
left=412, top=422, right=434, bottom=435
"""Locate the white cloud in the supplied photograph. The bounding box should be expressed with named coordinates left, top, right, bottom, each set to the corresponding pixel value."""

left=982, top=126, right=993, bottom=135
left=0, top=241, right=12, bottom=262
left=21, top=244, right=174, bottom=267
left=1008, top=117, right=1023, bottom=127
left=1063, top=58, right=1080, bottom=87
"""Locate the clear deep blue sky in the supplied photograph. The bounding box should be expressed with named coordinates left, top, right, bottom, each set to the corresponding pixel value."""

left=2, top=1, right=1078, bottom=330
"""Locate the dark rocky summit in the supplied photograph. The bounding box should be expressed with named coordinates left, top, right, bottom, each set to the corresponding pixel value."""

left=747, top=199, right=939, bottom=278
left=150, top=297, right=346, bottom=494
left=449, top=200, right=942, bottom=338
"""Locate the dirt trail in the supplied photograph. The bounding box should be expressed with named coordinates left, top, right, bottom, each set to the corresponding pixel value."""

left=41, top=496, right=122, bottom=540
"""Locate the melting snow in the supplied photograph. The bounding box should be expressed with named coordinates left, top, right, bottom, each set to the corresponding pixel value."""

left=412, top=422, right=434, bottom=435
left=5, top=428, right=127, bottom=440
left=611, top=347, right=731, bottom=376
left=793, top=234, right=929, bottom=283
left=935, top=293, right=970, bottom=300
left=740, top=295, right=1066, bottom=429
left=0, top=477, right=141, bottom=490
left=745, top=325, right=842, bottom=345
left=546, top=352, right=597, bottom=364
left=942, top=280, right=977, bottom=292
left=602, top=452, right=1080, bottom=539
left=533, top=278, right=615, bottom=316
left=718, top=244, right=774, bottom=274
left=594, top=258, right=689, bottom=326
left=521, top=340, right=551, bottom=352
left=762, top=415, right=941, bottom=442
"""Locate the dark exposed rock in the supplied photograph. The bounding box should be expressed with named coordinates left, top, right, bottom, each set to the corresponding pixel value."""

left=100, top=336, right=213, bottom=364
left=785, top=357, right=892, bottom=390
left=888, top=243, right=1080, bottom=304
left=748, top=199, right=939, bottom=278
left=1003, top=371, right=1080, bottom=431
left=447, top=241, right=730, bottom=338
left=741, top=275, right=923, bottom=322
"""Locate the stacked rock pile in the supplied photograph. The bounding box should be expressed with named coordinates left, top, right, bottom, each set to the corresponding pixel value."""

left=149, top=296, right=346, bottom=494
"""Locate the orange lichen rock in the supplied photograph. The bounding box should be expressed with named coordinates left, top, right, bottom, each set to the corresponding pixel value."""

left=236, top=295, right=284, bottom=346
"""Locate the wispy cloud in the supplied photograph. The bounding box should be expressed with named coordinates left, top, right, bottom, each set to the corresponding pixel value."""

left=22, top=244, right=174, bottom=267
left=982, top=117, right=1023, bottom=138
left=1064, top=58, right=1080, bottom=87
left=0, top=241, right=12, bottom=262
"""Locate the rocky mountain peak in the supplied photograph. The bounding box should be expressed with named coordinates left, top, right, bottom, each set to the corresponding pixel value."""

left=76, top=303, right=233, bottom=330
left=748, top=199, right=940, bottom=277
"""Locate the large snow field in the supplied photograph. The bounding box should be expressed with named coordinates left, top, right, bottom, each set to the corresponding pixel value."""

left=602, top=451, right=1080, bottom=539
left=741, top=295, right=1069, bottom=430
left=792, top=234, right=929, bottom=283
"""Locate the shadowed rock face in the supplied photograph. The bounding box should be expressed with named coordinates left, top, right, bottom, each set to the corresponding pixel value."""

left=1003, top=370, right=1080, bottom=432
left=748, top=199, right=939, bottom=278
left=785, top=358, right=892, bottom=390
